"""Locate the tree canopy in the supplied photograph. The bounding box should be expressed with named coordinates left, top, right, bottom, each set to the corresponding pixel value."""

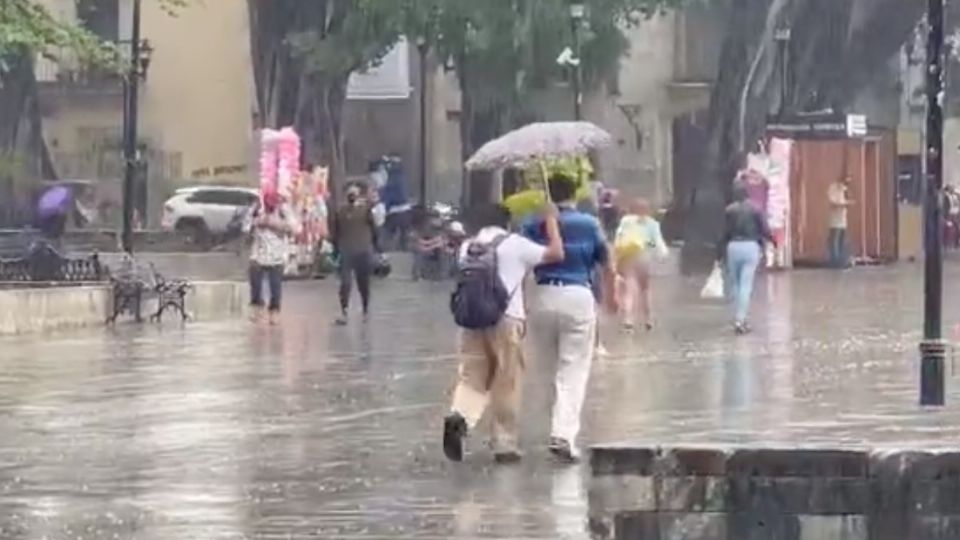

left=248, top=0, right=691, bottom=186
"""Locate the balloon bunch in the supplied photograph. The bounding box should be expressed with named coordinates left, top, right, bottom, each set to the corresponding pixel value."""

left=259, top=129, right=281, bottom=197
left=259, top=127, right=301, bottom=201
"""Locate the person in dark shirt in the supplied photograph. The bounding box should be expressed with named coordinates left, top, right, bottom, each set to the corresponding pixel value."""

left=720, top=181, right=774, bottom=335
left=329, top=183, right=379, bottom=325
left=522, top=173, right=617, bottom=463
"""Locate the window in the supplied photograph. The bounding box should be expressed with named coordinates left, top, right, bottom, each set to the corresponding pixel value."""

left=77, top=0, right=119, bottom=42
left=186, top=190, right=223, bottom=205
left=188, top=190, right=257, bottom=206
left=222, top=192, right=259, bottom=207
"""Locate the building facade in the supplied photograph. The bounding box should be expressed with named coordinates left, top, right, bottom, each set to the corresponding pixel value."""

left=36, top=0, right=257, bottom=225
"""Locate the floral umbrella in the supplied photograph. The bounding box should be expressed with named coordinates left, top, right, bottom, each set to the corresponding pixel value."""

left=465, top=121, right=613, bottom=171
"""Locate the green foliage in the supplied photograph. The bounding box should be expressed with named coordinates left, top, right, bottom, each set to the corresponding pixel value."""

left=395, top=0, right=690, bottom=134
left=0, top=0, right=122, bottom=74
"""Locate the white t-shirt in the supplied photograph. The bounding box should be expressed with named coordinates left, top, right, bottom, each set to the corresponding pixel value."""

left=458, top=226, right=547, bottom=320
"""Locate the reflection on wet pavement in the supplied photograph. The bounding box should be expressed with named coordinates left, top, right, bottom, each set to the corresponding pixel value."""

left=1, top=264, right=959, bottom=538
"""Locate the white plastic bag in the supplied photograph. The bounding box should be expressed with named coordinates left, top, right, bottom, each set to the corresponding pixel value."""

left=700, top=263, right=725, bottom=300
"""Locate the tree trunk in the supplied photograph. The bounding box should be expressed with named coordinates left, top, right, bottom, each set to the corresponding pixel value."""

left=0, top=52, right=49, bottom=188
left=298, top=75, right=348, bottom=198
left=681, top=0, right=924, bottom=273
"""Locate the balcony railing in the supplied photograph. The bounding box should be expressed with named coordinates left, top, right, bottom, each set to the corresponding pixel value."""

left=35, top=50, right=123, bottom=95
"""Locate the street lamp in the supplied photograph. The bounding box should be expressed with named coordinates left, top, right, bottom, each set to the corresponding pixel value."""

left=774, top=27, right=791, bottom=118
left=569, top=3, right=585, bottom=121
left=920, top=0, right=946, bottom=406
left=416, top=35, right=429, bottom=208
left=121, top=0, right=149, bottom=253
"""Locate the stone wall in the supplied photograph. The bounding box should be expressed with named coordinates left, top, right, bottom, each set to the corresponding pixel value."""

left=589, top=445, right=960, bottom=540
left=0, top=281, right=247, bottom=335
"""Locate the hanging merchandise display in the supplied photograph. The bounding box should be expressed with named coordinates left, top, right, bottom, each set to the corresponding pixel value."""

left=260, top=129, right=281, bottom=196
left=765, top=138, right=792, bottom=268
left=743, top=139, right=793, bottom=269
left=276, top=127, right=301, bottom=201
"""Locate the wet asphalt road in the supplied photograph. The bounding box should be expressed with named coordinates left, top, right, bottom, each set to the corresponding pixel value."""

left=3, top=262, right=960, bottom=539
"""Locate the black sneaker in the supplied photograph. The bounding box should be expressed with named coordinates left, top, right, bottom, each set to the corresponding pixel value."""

left=548, top=437, right=580, bottom=464
left=443, top=413, right=468, bottom=462
left=494, top=450, right=523, bottom=465
left=335, top=314, right=348, bottom=326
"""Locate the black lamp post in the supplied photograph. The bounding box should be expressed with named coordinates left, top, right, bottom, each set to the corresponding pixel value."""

left=417, top=36, right=429, bottom=208
left=920, top=0, right=946, bottom=406
left=121, top=0, right=152, bottom=253
left=569, top=3, right=585, bottom=121
left=774, top=27, right=792, bottom=118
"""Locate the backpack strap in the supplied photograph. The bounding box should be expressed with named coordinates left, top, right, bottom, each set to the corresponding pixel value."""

left=489, top=232, right=509, bottom=274
left=489, top=233, right=525, bottom=302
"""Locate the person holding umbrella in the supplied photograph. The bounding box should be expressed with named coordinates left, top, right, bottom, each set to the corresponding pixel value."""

left=522, top=172, right=617, bottom=463
left=35, top=185, right=74, bottom=241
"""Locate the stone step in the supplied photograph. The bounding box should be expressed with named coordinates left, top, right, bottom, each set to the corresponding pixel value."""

left=589, top=444, right=960, bottom=540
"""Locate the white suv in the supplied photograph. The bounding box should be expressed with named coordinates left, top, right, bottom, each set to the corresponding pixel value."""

left=161, top=186, right=259, bottom=246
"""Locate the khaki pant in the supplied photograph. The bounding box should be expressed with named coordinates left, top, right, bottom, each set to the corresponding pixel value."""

left=450, top=317, right=526, bottom=453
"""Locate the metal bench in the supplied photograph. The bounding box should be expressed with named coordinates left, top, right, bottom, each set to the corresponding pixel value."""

left=106, top=257, right=192, bottom=324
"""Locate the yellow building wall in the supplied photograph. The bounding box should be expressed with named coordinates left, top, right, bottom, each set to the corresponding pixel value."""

left=140, top=0, right=256, bottom=186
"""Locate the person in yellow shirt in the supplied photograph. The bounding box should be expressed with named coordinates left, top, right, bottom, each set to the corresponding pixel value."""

left=613, top=199, right=669, bottom=330
left=827, top=177, right=853, bottom=268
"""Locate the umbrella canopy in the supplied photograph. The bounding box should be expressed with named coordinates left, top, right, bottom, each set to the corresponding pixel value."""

left=465, top=121, right=613, bottom=171
left=36, top=186, right=73, bottom=219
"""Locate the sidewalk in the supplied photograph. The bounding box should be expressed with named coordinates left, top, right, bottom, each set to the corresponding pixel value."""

left=0, top=263, right=957, bottom=538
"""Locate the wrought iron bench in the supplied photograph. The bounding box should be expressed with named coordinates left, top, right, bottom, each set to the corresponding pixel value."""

left=106, top=257, right=192, bottom=324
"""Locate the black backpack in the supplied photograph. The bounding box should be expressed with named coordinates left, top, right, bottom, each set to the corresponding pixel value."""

left=450, top=234, right=511, bottom=329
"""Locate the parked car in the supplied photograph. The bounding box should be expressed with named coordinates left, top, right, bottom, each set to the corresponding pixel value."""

left=161, top=186, right=259, bottom=247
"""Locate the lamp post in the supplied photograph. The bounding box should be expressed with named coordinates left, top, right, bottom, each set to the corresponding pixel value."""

left=774, top=27, right=791, bottom=118
left=417, top=36, right=429, bottom=208
left=920, top=0, right=946, bottom=406
left=569, top=3, right=585, bottom=121
left=121, top=0, right=152, bottom=253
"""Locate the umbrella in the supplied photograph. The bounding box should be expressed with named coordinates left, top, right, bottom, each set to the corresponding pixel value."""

left=465, top=121, right=613, bottom=171
left=36, top=186, right=73, bottom=219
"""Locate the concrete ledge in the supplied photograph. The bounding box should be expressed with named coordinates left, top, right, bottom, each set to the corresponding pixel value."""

left=0, top=281, right=246, bottom=335
left=0, top=285, right=110, bottom=335
left=589, top=445, right=960, bottom=540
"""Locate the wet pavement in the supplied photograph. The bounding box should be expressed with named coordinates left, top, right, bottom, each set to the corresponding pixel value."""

left=2, top=262, right=960, bottom=538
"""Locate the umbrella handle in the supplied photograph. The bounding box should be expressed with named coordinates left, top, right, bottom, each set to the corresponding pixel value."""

left=539, top=160, right=553, bottom=204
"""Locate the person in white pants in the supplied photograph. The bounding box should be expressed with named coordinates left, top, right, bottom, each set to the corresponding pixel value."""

left=522, top=173, right=617, bottom=463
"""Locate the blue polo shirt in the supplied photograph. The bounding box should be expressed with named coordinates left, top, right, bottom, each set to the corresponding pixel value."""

left=522, top=206, right=609, bottom=287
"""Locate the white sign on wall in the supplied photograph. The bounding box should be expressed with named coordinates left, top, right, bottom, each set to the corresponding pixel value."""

left=846, top=114, right=868, bottom=138
left=347, top=39, right=412, bottom=100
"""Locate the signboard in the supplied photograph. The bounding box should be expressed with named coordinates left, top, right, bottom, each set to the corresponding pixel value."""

left=347, top=39, right=412, bottom=100
left=767, top=112, right=869, bottom=140
left=846, top=114, right=868, bottom=137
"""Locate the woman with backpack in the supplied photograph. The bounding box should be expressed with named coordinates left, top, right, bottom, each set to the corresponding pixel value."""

left=613, top=198, right=669, bottom=331
left=443, top=203, right=564, bottom=464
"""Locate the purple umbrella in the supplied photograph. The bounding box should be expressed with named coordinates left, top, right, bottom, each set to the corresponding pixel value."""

left=36, top=186, right=73, bottom=220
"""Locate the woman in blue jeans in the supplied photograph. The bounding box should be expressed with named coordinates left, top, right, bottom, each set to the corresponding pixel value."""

left=247, top=191, right=293, bottom=325
left=721, top=182, right=774, bottom=335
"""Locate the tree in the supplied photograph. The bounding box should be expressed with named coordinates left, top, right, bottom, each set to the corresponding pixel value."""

left=247, top=0, right=686, bottom=194
left=680, top=0, right=925, bottom=270
left=248, top=0, right=405, bottom=188
left=0, top=0, right=120, bottom=182
left=408, top=0, right=686, bottom=164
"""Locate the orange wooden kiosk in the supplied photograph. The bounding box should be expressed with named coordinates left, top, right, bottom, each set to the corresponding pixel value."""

left=767, top=114, right=898, bottom=266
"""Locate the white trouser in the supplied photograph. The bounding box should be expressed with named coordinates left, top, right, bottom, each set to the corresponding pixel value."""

left=529, top=284, right=597, bottom=443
